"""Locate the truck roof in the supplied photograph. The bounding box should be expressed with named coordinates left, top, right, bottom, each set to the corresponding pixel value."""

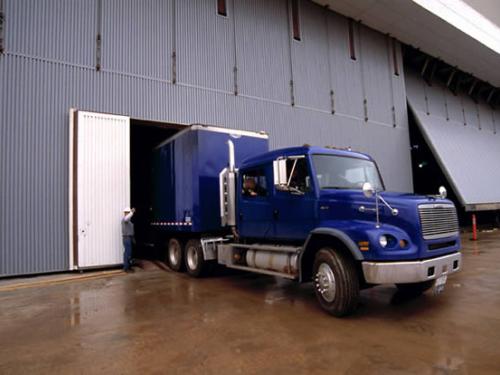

left=240, top=146, right=373, bottom=169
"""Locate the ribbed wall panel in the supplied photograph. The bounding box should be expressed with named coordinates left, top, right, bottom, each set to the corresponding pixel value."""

left=360, top=25, right=393, bottom=125
left=101, top=0, right=172, bottom=79
left=0, top=0, right=413, bottom=277
left=426, top=85, right=447, bottom=119
left=0, top=57, right=76, bottom=276
left=406, top=70, right=500, bottom=207
left=405, top=74, right=427, bottom=113
left=234, top=0, right=291, bottom=103
left=392, top=40, right=407, bottom=129
left=5, top=0, right=96, bottom=66
left=478, top=102, right=495, bottom=133
left=326, top=12, right=363, bottom=119
left=291, top=1, right=330, bottom=111
left=444, top=89, right=464, bottom=124
left=411, top=75, right=499, bottom=135
left=461, top=96, right=478, bottom=129
left=176, top=0, right=234, bottom=92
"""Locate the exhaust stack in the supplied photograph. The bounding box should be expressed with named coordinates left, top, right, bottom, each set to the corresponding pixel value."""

left=219, top=140, right=237, bottom=227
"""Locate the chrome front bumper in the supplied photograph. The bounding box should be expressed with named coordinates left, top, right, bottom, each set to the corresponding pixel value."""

left=362, top=252, right=461, bottom=284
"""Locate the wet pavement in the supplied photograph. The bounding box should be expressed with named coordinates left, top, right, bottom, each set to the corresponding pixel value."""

left=1, top=231, right=500, bottom=374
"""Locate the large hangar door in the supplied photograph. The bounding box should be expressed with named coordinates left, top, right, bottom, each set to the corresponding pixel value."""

left=70, top=110, right=130, bottom=269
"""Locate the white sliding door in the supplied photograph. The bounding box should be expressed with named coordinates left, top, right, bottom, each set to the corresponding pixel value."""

left=70, top=110, right=130, bottom=269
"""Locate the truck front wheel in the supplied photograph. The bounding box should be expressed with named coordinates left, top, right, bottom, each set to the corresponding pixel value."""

left=167, top=238, right=184, bottom=272
left=313, top=248, right=360, bottom=317
left=184, top=239, right=212, bottom=278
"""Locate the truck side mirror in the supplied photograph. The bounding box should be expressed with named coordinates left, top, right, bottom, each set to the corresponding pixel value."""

left=362, top=182, right=375, bottom=198
left=273, top=159, right=288, bottom=188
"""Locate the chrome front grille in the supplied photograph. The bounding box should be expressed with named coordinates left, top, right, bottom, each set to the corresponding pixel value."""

left=418, top=203, right=459, bottom=240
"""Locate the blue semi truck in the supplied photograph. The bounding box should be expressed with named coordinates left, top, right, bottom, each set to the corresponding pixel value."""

left=151, top=125, right=461, bottom=316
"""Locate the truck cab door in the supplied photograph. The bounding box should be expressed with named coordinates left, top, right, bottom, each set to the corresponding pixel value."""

left=272, top=157, right=316, bottom=241
left=237, top=166, right=274, bottom=239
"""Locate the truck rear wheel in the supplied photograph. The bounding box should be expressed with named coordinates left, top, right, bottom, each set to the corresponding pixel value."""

left=167, top=238, right=184, bottom=272
left=313, top=248, right=360, bottom=317
left=184, top=239, right=212, bottom=278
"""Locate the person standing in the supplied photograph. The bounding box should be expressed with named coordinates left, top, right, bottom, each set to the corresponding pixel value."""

left=122, top=207, right=135, bottom=272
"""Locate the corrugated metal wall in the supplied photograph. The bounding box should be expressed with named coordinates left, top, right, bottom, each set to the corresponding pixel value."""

left=235, top=0, right=291, bottom=103
left=0, top=0, right=411, bottom=276
left=406, top=71, right=500, bottom=208
left=406, top=72, right=498, bottom=134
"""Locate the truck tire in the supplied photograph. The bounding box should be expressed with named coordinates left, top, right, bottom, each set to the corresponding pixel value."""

left=167, top=238, right=184, bottom=272
left=396, top=280, right=434, bottom=296
left=313, top=248, right=360, bottom=317
left=184, top=239, right=212, bottom=278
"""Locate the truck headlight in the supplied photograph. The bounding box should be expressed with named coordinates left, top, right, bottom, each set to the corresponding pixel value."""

left=379, top=235, right=388, bottom=248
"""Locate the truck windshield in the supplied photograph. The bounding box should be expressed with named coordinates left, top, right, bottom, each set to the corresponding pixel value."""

left=312, top=154, right=384, bottom=191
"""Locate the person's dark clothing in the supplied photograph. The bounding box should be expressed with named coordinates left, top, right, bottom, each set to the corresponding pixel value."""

left=122, top=212, right=134, bottom=270
left=123, top=237, right=132, bottom=271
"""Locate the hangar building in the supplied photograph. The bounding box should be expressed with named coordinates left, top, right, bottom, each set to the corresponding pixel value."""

left=0, top=0, right=499, bottom=276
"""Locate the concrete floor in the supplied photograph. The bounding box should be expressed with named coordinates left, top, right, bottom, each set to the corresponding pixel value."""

left=1, top=231, right=500, bottom=374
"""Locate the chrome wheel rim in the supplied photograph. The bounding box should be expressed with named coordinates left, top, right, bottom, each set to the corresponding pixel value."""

left=186, top=246, right=198, bottom=270
left=168, top=242, right=181, bottom=266
left=315, top=263, right=336, bottom=302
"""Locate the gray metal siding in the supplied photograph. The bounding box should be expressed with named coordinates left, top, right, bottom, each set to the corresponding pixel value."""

left=406, top=71, right=500, bottom=208
left=176, top=0, right=234, bottom=92
left=234, top=0, right=291, bottom=103
left=391, top=41, right=407, bottom=129
left=479, top=103, right=495, bottom=133
left=462, top=96, right=479, bottom=129
left=360, top=25, right=393, bottom=126
left=291, top=0, right=331, bottom=111
left=101, top=0, right=173, bottom=80
left=425, top=84, right=447, bottom=119
left=0, top=57, right=74, bottom=275
left=5, top=0, right=96, bottom=67
left=0, top=0, right=412, bottom=276
left=326, top=12, right=363, bottom=119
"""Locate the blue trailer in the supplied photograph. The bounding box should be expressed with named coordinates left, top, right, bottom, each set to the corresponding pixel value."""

left=151, top=125, right=268, bottom=233
left=150, top=125, right=462, bottom=316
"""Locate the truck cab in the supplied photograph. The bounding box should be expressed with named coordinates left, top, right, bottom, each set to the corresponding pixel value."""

left=226, top=145, right=461, bottom=315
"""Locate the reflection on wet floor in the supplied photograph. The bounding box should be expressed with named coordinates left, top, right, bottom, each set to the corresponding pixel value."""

left=1, top=231, right=500, bottom=374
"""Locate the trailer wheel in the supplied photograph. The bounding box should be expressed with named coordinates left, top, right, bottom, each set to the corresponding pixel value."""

left=167, top=238, right=184, bottom=272
left=313, top=248, right=360, bottom=317
left=184, top=239, right=212, bottom=278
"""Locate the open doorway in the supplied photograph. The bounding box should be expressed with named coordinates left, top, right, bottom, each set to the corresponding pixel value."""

left=70, top=110, right=186, bottom=270
left=130, top=119, right=183, bottom=259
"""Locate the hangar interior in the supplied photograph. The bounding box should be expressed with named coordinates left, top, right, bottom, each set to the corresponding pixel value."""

left=130, top=120, right=181, bottom=256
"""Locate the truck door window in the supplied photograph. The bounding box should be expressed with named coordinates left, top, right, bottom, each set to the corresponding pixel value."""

left=286, top=158, right=311, bottom=193
left=242, top=169, right=268, bottom=197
